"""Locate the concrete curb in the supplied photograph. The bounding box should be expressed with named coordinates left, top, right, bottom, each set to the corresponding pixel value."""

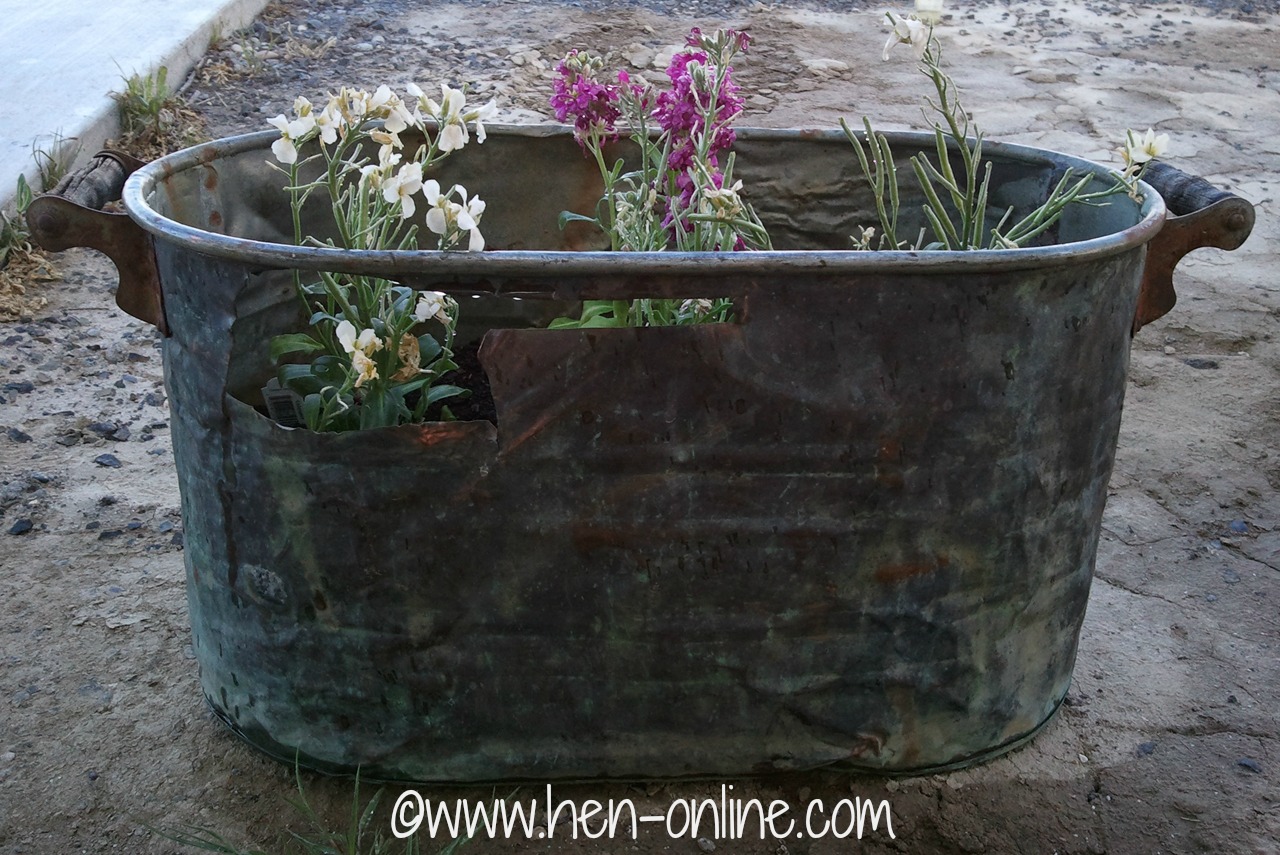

left=0, top=0, right=271, bottom=216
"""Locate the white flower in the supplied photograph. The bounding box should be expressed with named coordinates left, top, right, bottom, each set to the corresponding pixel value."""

left=336, top=320, right=383, bottom=357
left=266, top=111, right=316, bottom=164
left=350, top=350, right=379, bottom=388
left=335, top=86, right=372, bottom=126
left=915, top=0, right=944, bottom=25
left=369, top=84, right=416, bottom=134
left=680, top=298, right=714, bottom=317
left=1123, top=128, right=1170, bottom=166
left=457, top=188, right=487, bottom=251
left=429, top=85, right=470, bottom=151
left=315, top=99, right=343, bottom=144
left=883, top=12, right=930, bottom=61
left=424, top=179, right=453, bottom=234
left=413, top=291, right=450, bottom=323
left=423, top=181, right=487, bottom=251
left=383, top=162, right=424, bottom=219
left=698, top=179, right=746, bottom=221
left=423, top=84, right=497, bottom=152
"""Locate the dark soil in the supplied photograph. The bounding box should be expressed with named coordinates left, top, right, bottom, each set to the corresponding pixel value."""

left=430, top=340, right=497, bottom=424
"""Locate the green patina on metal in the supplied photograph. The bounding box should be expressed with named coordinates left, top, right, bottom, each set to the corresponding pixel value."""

left=29, top=126, right=1254, bottom=783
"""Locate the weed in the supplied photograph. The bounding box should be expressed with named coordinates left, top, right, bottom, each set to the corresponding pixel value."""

left=155, top=765, right=466, bottom=855
left=237, top=35, right=268, bottom=77
left=115, top=65, right=174, bottom=140
left=0, top=175, right=34, bottom=270
left=110, top=65, right=207, bottom=159
left=209, top=20, right=227, bottom=51
left=283, top=26, right=337, bottom=61
left=31, top=132, right=80, bottom=192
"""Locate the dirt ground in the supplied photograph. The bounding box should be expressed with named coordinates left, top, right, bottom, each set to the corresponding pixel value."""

left=2, top=0, right=1278, bottom=852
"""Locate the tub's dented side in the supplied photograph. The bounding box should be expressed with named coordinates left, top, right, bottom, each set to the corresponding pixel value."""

left=170, top=242, right=1143, bottom=780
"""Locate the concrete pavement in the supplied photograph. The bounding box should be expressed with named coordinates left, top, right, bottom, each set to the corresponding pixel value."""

left=0, top=0, right=271, bottom=213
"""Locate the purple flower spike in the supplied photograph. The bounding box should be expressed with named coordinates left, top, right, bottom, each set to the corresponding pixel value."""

left=550, top=51, right=622, bottom=147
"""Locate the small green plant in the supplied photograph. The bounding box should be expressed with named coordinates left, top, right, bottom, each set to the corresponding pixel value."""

left=112, top=65, right=206, bottom=158
left=115, top=65, right=175, bottom=141
left=845, top=5, right=1164, bottom=251
left=238, top=35, right=268, bottom=76
left=156, top=765, right=467, bottom=855
left=208, top=20, right=227, bottom=51
left=0, top=174, right=34, bottom=269
left=31, top=132, right=80, bottom=192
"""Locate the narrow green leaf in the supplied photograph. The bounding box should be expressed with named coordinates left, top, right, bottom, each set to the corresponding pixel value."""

left=270, top=333, right=325, bottom=362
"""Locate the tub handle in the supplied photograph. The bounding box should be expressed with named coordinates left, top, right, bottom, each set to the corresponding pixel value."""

left=25, top=150, right=168, bottom=335
left=1133, top=162, right=1255, bottom=334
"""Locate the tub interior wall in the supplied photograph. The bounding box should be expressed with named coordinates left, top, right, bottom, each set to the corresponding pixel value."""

left=147, top=130, right=1142, bottom=253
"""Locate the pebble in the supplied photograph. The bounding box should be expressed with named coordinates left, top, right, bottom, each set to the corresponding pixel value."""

left=6, top=428, right=32, bottom=443
left=801, top=58, right=849, bottom=74
left=94, top=453, right=122, bottom=469
left=1137, top=741, right=1157, bottom=755
left=1237, top=758, right=1262, bottom=773
left=697, top=837, right=716, bottom=852
left=1164, top=345, right=1177, bottom=354
left=1222, top=569, right=1241, bottom=584
left=1229, top=520, right=1248, bottom=533
left=1183, top=357, right=1219, bottom=370
left=87, top=422, right=119, bottom=439
left=3, top=381, right=34, bottom=394
left=7, top=519, right=34, bottom=536
left=355, top=41, right=375, bottom=52
left=0, top=752, right=13, bottom=763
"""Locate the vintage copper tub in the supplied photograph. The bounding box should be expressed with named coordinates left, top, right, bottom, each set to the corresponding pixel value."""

left=28, top=126, right=1253, bottom=781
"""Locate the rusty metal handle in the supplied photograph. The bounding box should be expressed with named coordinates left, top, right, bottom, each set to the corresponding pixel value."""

left=1132, top=163, right=1255, bottom=334
left=46, top=151, right=135, bottom=212
left=26, top=151, right=168, bottom=335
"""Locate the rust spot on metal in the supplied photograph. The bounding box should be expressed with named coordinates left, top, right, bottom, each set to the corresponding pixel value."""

left=203, top=167, right=218, bottom=191
left=876, top=554, right=950, bottom=585
left=876, top=437, right=905, bottom=489
left=208, top=210, right=223, bottom=230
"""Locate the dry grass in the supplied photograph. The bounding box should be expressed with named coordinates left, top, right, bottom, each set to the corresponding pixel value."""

left=0, top=250, right=57, bottom=321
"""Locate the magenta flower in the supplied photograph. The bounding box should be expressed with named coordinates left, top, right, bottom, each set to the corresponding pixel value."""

left=550, top=51, right=622, bottom=146
left=653, top=43, right=745, bottom=222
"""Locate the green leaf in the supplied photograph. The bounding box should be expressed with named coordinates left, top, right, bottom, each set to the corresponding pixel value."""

left=393, top=376, right=433, bottom=397
left=417, top=334, right=443, bottom=363
left=425, top=384, right=468, bottom=405
left=270, top=333, right=325, bottom=362
left=279, top=363, right=323, bottom=396
left=312, top=355, right=347, bottom=384
left=308, top=310, right=340, bottom=326
left=557, top=210, right=600, bottom=230
left=301, top=393, right=325, bottom=431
